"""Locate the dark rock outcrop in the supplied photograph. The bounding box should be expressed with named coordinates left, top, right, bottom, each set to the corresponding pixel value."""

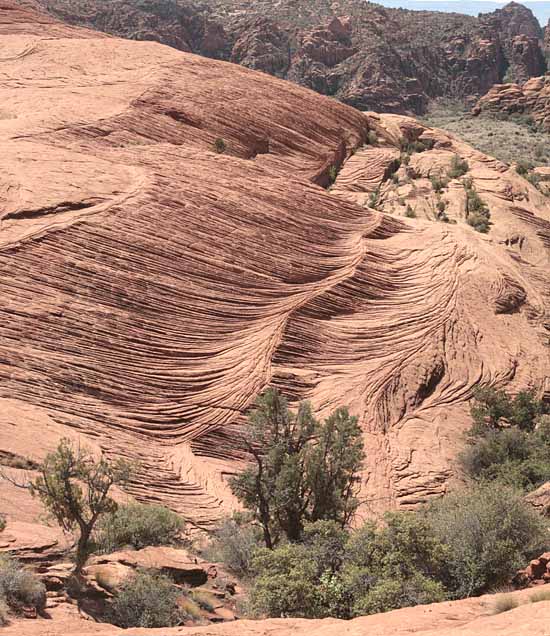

left=34, top=0, right=549, bottom=114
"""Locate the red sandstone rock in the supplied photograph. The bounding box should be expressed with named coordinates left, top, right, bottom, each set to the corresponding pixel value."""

left=0, top=0, right=548, bottom=530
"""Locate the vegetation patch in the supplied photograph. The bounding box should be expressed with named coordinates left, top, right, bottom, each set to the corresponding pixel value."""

left=95, top=503, right=184, bottom=553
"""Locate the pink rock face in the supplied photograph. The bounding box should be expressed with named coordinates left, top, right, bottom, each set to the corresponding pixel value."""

left=0, top=0, right=548, bottom=539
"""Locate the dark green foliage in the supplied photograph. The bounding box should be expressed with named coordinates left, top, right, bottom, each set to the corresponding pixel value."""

left=447, top=155, right=469, bottom=179
left=214, top=138, right=226, bottom=154
left=352, top=575, right=445, bottom=616
left=0, top=517, right=5, bottom=533
left=202, top=514, right=262, bottom=577
left=29, top=438, right=132, bottom=573
left=427, top=482, right=547, bottom=599
left=516, top=160, right=534, bottom=176
left=469, top=387, right=547, bottom=434
left=400, top=138, right=434, bottom=154
left=405, top=204, right=416, bottom=218
left=461, top=388, right=550, bottom=492
left=430, top=174, right=449, bottom=194
left=463, top=179, right=491, bottom=233
left=327, top=165, right=338, bottom=186
left=229, top=389, right=364, bottom=547
left=95, top=503, right=184, bottom=553
left=110, top=571, right=185, bottom=628
left=249, top=514, right=448, bottom=619
left=0, top=556, right=46, bottom=615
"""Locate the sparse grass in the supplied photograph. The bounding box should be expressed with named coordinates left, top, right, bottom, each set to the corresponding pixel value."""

left=327, top=165, right=338, bottom=186
left=529, top=589, right=550, bottom=604
left=421, top=100, right=550, bottom=168
left=178, top=595, right=202, bottom=620
left=492, top=594, right=520, bottom=614
left=191, top=589, right=218, bottom=612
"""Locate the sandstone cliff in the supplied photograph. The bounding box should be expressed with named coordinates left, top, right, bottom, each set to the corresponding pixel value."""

left=33, top=0, right=548, bottom=114
left=0, top=0, right=548, bottom=532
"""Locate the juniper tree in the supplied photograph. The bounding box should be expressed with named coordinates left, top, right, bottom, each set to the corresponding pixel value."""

left=230, top=389, right=364, bottom=547
left=29, top=438, right=132, bottom=574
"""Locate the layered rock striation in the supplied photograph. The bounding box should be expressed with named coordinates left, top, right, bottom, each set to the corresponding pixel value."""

left=0, top=0, right=548, bottom=535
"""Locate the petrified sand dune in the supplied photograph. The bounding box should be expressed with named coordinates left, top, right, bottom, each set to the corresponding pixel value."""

left=0, top=0, right=548, bottom=538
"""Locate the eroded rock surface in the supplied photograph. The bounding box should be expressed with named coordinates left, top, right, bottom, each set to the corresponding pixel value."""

left=3, top=587, right=550, bottom=635
left=33, top=0, right=548, bottom=114
left=0, top=0, right=548, bottom=536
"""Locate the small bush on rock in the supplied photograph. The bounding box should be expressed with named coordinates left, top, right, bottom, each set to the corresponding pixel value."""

left=448, top=155, right=469, bottom=179
left=202, top=514, right=262, bottom=578
left=0, top=556, right=46, bottom=615
left=95, top=503, right=184, bottom=553
left=109, top=570, right=185, bottom=628
left=214, top=138, right=226, bottom=154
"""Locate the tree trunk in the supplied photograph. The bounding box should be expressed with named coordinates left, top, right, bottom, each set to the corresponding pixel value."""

left=74, top=525, right=91, bottom=575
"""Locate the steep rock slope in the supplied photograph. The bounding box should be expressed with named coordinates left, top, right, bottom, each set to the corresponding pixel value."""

left=0, top=1, right=548, bottom=533
left=34, top=0, right=547, bottom=114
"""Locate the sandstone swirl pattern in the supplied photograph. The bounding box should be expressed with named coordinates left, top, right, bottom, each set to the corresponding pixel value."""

left=0, top=1, right=548, bottom=531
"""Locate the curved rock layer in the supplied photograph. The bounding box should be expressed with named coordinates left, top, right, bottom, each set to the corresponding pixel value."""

left=0, top=2, right=548, bottom=531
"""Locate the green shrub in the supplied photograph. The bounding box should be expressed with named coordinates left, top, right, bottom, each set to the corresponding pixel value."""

left=95, top=503, right=184, bottom=553
left=461, top=389, right=550, bottom=492
left=367, top=130, right=378, bottom=145
left=427, top=482, right=548, bottom=599
left=353, top=574, right=445, bottom=615
left=368, top=188, right=381, bottom=209
left=109, top=571, right=184, bottom=628
left=405, top=204, right=416, bottom=218
left=448, top=155, right=469, bottom=179
left=202, top=515, right=262, bottom=578
left=463, top=180, right=491, bottom=233
left=516, top=160, right=533, bottom=176
left=460, top=427, right=550, bottom=492
left=430, top=175, right=449, bottom=194
left=327, top=165, right=338, bottom=185
left=250, top=543, right=324, bottom=618
left=0, top=517, right=5, bottom=533
left=0, top=556, right=46, bottom=614
left=400, top=138, right=434, bottom=154
left=214, top=138, right=226, bottom=154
